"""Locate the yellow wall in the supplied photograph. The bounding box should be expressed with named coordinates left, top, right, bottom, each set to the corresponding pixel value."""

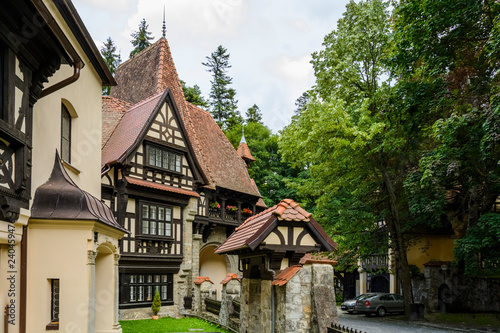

left=407, top=235, right=456, bottom=271
left=31, top=0, right=104, bottom=199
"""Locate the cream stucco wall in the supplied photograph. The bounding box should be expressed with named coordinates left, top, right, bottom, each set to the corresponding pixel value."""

left=26, top=220, right=122, bottom=333
left=407, top=235, right=456, bottom=271
left=31, top=0, right=104, bottom=199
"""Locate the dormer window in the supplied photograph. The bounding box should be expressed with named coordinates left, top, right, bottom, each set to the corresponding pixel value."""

left=146, top=145, right=182, bottom=173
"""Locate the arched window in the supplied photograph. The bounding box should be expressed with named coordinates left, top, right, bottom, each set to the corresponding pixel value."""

left=61, top=103, right=71, bottom=162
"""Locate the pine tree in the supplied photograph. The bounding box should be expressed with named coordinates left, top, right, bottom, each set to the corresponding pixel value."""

left=130, top=19, right=154, bottom=57
left=246, top=104, right=263, bottom=124
left=100, top=37, right=121, bottom=95
left=202, top=45, right=241, bottom=130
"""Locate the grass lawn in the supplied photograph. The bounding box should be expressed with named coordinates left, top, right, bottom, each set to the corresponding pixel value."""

left=425, top=312, right=500, bottom=332
left=120, top=316, right=232, bottom=333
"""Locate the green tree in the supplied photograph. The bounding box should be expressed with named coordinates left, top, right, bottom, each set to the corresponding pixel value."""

left=100, top=37, right=121, bottom=95
left=246, top=104, right=263, bottom=123
left=279, top=0, right=421, bottom=316
left=391, top=0, right=500, bottom=274
left=181, top=80, right=208, bottom=108
left=202, top=45, right=241, bottom=130
left=151, top=289, right=161, bottom=316
left=130, top=19, right=154, bottom=57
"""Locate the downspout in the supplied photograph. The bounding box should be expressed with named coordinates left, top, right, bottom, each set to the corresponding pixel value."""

left=30, top=0, right=84, bottom=99
left=19, top=2, right=84, bottom=333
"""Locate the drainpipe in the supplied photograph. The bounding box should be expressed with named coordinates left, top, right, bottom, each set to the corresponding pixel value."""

left=30, top=0, right=84, bottom=99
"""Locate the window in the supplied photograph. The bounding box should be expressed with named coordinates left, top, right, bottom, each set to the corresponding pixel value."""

left=61, top=104, right=71, bottom=162
left=46, top=279, right=60, bottom=330
left=141, top=203, right=172, bottom=237
left=147, top=145, right=182, bottom=173
left=126, top=274, right=173, bottom=305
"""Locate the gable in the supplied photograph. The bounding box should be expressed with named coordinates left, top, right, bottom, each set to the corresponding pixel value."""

left=145, top=99, right=186, bottom=148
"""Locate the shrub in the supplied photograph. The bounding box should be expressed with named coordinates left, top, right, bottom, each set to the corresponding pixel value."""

left=151, top=289, right=161, bottom=315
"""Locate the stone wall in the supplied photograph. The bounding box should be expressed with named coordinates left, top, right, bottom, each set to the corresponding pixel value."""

left=413, top=265, right=500, bottom=313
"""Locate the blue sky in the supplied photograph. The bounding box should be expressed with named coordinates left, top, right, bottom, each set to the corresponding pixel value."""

left=73, top=0, right=351, bottom=132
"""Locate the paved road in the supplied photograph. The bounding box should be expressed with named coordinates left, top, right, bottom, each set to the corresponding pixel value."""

left=337, top=308, right=467, bottom=333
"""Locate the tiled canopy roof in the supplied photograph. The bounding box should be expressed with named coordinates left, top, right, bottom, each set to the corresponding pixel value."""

left=125, top=177, right=199, bottom=197
left=194, top=276, right=213, bottom=285
left=31, top=153, right=127, bottom=233
left=272, top=265, right=302, bottom=286
left=215, top=199, right=336, bottom=254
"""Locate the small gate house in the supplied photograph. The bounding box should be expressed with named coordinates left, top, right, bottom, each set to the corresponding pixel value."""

left=216, top=199, right=338, bottom=333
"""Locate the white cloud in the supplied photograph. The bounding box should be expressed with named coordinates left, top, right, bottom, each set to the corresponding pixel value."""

left=266, top=54, right=313, bottom=83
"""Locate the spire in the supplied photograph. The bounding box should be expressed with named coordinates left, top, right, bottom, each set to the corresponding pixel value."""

left=240, top=126, right=246, bottom=144
left=162, top=6, right=166, bottom=38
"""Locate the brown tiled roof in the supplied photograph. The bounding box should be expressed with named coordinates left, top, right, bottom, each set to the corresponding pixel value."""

left=125, top=177, right=199, bottom=197
left=251, top=179, right=267, bottom=208
left=237, top=142, right=255, bottom=163
left=272, top=265, right=303, bottom=286
left=194, top=276, right=213, bottom=285
left=215, top=199, right=337, bottom=254
left=110, top=38, right=187, bottom=118
left=184, top=102, right=261, bottom=197
left=220, top=273, right=241, bottom=285
left=102, top=96, right=131, bottom=148
left=102, top=92, right=163, bottom=167
left=31, top=152, right=128, bottom=234
left=299, top=252, right=337, bottom=266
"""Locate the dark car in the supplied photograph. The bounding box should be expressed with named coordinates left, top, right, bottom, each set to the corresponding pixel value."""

left=354, top=293, right=404, bottom=317
left=340, top=293, right=376, bottom=314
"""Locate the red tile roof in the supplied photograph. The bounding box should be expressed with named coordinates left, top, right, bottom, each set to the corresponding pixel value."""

left=194, top=276, right=214, bottom=285
left=110, top=38, right=187, bottom=118
left=272, top=265, right=303, bottom=286
left=102, top=37, right=264, bottom=203
left=125, top=177, right=199, bottom=197
left=184, top=102, right=261, bottom=197
left=237, top=142, right=255, bottom=163
left=102, top=96, right=131, bottom=148
left=215, top=199, right=337, bottom=254
left=102, top=92, right=163, bottom=167
left=220, top=273, right=241, bottom=285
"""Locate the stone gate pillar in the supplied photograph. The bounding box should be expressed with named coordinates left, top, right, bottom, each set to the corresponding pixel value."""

left=219, top=273, right=241, bottom=327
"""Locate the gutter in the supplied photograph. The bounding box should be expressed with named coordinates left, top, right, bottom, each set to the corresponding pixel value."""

left=31, top=0, right=84, bottom=98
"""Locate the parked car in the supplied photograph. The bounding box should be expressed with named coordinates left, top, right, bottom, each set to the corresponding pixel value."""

left=341, top=294, right=376, bottom=314
left=354, top=293, right=404, bottom=317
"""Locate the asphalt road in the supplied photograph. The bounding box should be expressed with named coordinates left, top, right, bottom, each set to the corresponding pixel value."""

left=337, top=308, right=467, bottom=333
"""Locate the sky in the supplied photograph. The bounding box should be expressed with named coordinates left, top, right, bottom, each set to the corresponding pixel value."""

left=72, top=0, right=351, bottom=133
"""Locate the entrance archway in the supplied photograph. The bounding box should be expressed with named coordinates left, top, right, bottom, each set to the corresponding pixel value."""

left=199, top=245, right=227, bottom=300
left=371, top=274, right=390, bottom=293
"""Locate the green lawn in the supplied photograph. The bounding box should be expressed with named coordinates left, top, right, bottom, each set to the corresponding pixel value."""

left=120, top=316, right=232, bottom=333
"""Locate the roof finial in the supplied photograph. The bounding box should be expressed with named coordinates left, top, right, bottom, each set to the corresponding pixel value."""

left=240, top=126, right=246, bottom=144
left=162, top=6, right=166, bottom=38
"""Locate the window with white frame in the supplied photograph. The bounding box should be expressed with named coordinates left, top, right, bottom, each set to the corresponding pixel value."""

left=147, top=145, right=182, bottom=173
left=141, top=203, right=172, bottom=237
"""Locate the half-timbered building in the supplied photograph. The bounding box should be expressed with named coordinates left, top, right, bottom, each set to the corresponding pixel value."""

left=101, top=37, right=267, bottom=318
left=1, top=0, right=125, bottom=332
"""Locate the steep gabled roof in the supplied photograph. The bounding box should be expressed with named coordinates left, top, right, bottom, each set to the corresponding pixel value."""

left=184, top=102, right=260, bottom=197
left=110, top=38, right=187, bottom=116
left=102, top=92, right=164, bottom=167
left=215, top=199, right=337, bottom=254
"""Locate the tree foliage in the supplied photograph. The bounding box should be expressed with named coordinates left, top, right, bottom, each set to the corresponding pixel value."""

left=100, top=37, right=121, bottom=95
left=181, top=80, right=208, bottom=108
left=130, top=19, right=154, bottom=58
left=246, top=104, right=263, bottom=124
left=279, top=0, right=422, bottom=315
left=392, top=0, right=500, bottom=274
left=202, top=45, right=242, bottom=130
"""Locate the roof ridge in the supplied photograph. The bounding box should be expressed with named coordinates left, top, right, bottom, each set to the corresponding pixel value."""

left=236, top=203, right=277, bottom=230
left=101, top=96, right=131, bottom=149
